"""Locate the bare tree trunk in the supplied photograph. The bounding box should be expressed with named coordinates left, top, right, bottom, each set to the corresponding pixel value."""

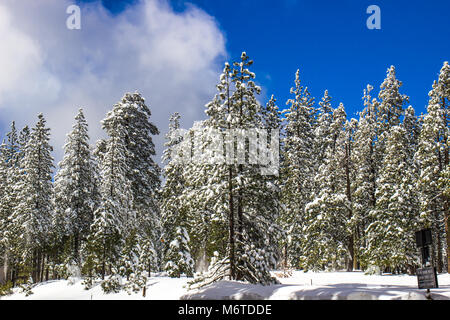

left=1, top=251, right=7, bottom=285
left=445, top=210, right=450, bottom=273
left=347, top=236, right=354, bottom=272
left=236, top=163, right=243, bottom=280
left=225, top=72, right=236, bottom=281
left=228, top=166, right=235, bottom=280
left=40, top=254, right=46, bottom=282
left=32, top=249, right=38, bottom=283
left=345, top=140, right=354, bottom=271
left=102, top=240, right=106, bottom=280
left=437, top=225, right=443, bottom=273
left=441, top=96, right=449, bottom=273
left=74, top=231, right=80, bottom=265
left=353, top=232, right=358, bottom=270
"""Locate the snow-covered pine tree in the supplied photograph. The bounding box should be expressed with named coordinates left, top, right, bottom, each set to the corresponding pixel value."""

left=280, top=69, right=316, bottom=268
left=365, top=125, right=419, bottom=273
left=352, top=85, right=379, bottom=270
left=314, top=90, right=334, bottom=168
left=376, top=66, right=409, bottom=166
left=0, top=140, right=8, bottom=282
left=262, top=95, right=285, bottom=269
left=0, top=122, right=23, bottom=285
left=360, top=66, right=410, bottom=273
left=403, top=106, right=421, bottom=162
left=1, top=125, right=31, bottom=285
left=416, top=61, right=449, bottom=273
left=302, top=103, right=356, bottom=271
left=53, top=109, right=98, bottom=269
left=115, top=93, right=161, bottom=278
left=161, top=112, right=194, bottom=277
left=87, top=93, right=160, bottom=293
left=13, top=114, right=54, bottom=283
left=188, top=53, right=280, bottom=286
left=183, top=63, right=233, bottom=281
left=87, top=105, right=133, bottom=289
left=263, top=95, right=282, bottom=131
left=120, top=93, right=161, bottom=290
left=230, top=53, right=280, bottom=284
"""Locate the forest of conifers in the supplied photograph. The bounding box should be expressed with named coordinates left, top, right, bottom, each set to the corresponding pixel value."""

left=0, top=53, right=448, bottom=294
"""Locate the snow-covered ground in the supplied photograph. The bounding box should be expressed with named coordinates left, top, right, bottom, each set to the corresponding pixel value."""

left=2, top=271, right=449, bottom=300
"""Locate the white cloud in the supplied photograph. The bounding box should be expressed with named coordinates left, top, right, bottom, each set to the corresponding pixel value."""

left=0, top=0, right=226, bottom=165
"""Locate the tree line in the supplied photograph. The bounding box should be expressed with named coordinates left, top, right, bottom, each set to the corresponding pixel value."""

left=0, top=53, right=448, bottom=294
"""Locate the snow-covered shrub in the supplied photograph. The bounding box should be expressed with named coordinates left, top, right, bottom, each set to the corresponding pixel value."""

left=364, top=265, right=382, bottom=275
left=101, top=274, right=122, bottom=293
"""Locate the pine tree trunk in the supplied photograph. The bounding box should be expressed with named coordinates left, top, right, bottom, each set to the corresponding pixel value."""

left=284, top=244, right=288, bottom=271
left=74, top=231, right=80, bottom=265
left=225, top=72, right=236, bottom=280
left=32, top=249, right=38, bottom=283
left=40, top=254, right=45, bottom=282
left=347, top=236, right=354, bottom=272
left=446, top=211, right=450, bottom=273
left=236, top=163, right=243, bottom=280
left=102, top=239, right=106, bottom=280
left=353, top=231, right=358, bottom=271
left=36, top=250, right=41, bottom=283
left=228, top=166, right=235, bottom=280
left=11, top=266, right=15, bottom=286
left=345, top=142, right=354, bottom=271
left=2, top=251, right=8, bottom=285
left=436, top=126, right=447, bottom=273
left=437, top=227, right=443, bottom=273
left=11, top=266, right=15, bottom=287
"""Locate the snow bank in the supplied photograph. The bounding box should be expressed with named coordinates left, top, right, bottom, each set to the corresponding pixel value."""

left=1, top=276, right=190, bottom=300
left=182, top=271, right=450, bottom=300
left=2, top=271, right=449, bottom=300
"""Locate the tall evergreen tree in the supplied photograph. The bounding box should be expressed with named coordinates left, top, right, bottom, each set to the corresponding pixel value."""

left=87, top=92, right=160, bottom=292
left=1, top=124, right=30, bottom=285
left=303, top=104, right=356, bottom=271
left=352, top=85, right=379, bottom=269
left=0, top=140, right=8, bottom=281
left=376, top=66, right=409, bottom=164
left=416, top=62, right=449, bottom=272
left=280, top=69, right=316, bottom=268
left=161, top=113, right=194, bottom=277
left=365, top=125, right=419, bottom=272
left=87, top=111, right=132, bottom=288
left=53, top=109, right=98, bottom=267
left=0, top=122, right=23, bottom=285
left=14, top=114, right=54, bottom=283
left=188, top=53, right=280, bottom=286
left=315, top=90, right=334, bottom=167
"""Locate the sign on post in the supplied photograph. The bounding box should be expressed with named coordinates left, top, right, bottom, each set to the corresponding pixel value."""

left=417, top=267, right=438, bottom=289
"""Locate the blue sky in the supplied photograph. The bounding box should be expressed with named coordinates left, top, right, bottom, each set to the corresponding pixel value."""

left=0, top=0, right=448, bottom=163
left=85, top=0, right=450, bottom=118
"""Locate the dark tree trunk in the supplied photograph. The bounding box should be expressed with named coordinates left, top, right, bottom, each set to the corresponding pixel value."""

left=228, top=166, right=235, bottom=280
left=74, top=231, right=80, bottom=265
left=345, top=139, right=355, bottom=271
left=102, top=240, right=106, bottom=280
left=441, top=97, right=449, bottom=273
left=437, top=224, right=443, bottom=273
left=236, top=163, right=243, bottom=280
